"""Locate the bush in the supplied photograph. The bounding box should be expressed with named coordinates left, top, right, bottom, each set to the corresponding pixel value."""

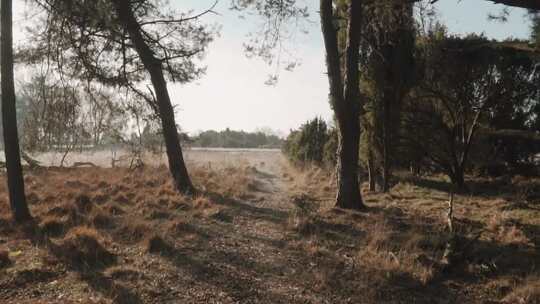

left=323, top=127, right=338, bottom=166
left=283, top=118, right=337, bottom=167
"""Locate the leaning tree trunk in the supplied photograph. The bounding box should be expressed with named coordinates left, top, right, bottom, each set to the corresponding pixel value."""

left=112, top=0, right=195, bottom=194
left=1, top=0, right=31, bottom=222
left=321, top=0, right=365, bottom=210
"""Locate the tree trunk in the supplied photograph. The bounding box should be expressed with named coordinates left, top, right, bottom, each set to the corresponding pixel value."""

left=367, top=148, right=376, bottom=192
left=112, top=0, right=195, bottom=194
left=336, top=113, right=363, bottom=208
left=60, top=142, right=73, bottom=167
left=450, top=168, right=466, bottom=190
left=372, top=4, right=414, bottom=193
left=320, top=0, right=365, bottom=210
left=1, top=0, right=31, bottom=222
left=381, top=91, right=391, bottom=192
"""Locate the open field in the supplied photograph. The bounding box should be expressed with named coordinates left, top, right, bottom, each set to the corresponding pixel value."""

left=1, top=149, right=539, bottom=303
left=26, top=148, right=282, bottom=169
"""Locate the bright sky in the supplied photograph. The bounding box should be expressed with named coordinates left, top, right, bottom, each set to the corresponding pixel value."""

left=14, top=0, right=533, bottom=136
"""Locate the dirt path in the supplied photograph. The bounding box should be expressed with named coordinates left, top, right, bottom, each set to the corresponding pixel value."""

left=82, top=152, right=326, bottom=304
left=170, top=154, right=320, bottom=303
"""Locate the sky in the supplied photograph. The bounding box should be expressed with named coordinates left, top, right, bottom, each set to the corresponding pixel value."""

left=13, top=0, right=533, bottom=136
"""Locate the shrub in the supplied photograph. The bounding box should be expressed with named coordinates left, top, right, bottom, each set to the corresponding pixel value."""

left=283, top=117, right=337, bottom=168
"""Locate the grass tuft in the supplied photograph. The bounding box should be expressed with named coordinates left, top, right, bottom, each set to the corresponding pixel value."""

left=145, top=235, right=174, bottom=255
left=58, top=226, right=115, bottom=268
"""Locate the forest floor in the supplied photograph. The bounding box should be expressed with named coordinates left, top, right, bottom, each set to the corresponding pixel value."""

left=0, top=150, right=539, bottom=303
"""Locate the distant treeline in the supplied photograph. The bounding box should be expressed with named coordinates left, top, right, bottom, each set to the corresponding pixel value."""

left=190, top=129, right=283, bottom=149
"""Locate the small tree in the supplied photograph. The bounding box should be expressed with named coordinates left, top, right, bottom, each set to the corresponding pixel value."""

left=26, top=0, right=216, bottom=194
left=403, top=32, right=540, bottom=188
left=20, top=76, right=88, bottom=165
left=360, top=1, right=415, bottom=192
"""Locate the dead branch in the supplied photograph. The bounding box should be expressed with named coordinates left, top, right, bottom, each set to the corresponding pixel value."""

left=21, top=152, right=42, bottom=169
left=129, top=157, right=144, bottom=170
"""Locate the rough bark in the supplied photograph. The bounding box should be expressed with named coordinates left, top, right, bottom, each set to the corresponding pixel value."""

left=381, top=90, right=392, bottom=192
left=321, top=0, right=365, bottom=210
left=112, top=0, right=195, bottom=194
left=450, top=168, right=466, bottom=190
left=1, top=0, right=32, bottom=222
left=374, top=4, right=414, bottom=193
left=380, top=80, right=402, bottom=193
left=367, top=148, right=376, bottom=192
left=336, top=113, right=363, bottom=208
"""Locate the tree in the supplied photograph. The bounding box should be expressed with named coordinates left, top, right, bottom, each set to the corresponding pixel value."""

left=360, top=1, right=415, bottom=192
left=320, top=0, right=365, bottom=209
left=403, top=32, right=540, bottom=188
left=232, top=0, right=369, bottom=209
left=20, top=76, right=88, bottom=165
left=1, top=0, right=32, bottom=221
left=109, top=0, right=196, bottom=193
left=193, top=129, right=283, bottom=149
left=283, top=118, right=330, bottom=166
left=25, top=0, right=216, bottom=193
left=84, top=86, right=126, bottom=148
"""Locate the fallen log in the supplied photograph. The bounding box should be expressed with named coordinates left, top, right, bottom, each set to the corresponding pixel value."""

left=72, top=162, right=98, bottom=168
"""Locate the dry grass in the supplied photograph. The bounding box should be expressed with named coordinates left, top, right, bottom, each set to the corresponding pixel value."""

left=58, top=226, right=116, bottom=268
left=283, top=164, right=540, bottom=303
left=0, top=161, right=267, bottom=302
left=191, top=164, right=260, bottom=199
left=89, top=206, right=115, bottom=229
left=0, top=152, right=539, bottom=303
left=117, top=218, right=150, bottom=243
left=503, top=277, right=540, bottom=304
left=144, top=234, right=174, bottom=255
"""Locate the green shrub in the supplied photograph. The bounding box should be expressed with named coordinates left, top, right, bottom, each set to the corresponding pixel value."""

left=283, top=118, right=337, bottom=167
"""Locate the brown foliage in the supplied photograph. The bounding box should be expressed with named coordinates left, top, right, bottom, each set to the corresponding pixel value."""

left=57, top=226, right=115, bottom=268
